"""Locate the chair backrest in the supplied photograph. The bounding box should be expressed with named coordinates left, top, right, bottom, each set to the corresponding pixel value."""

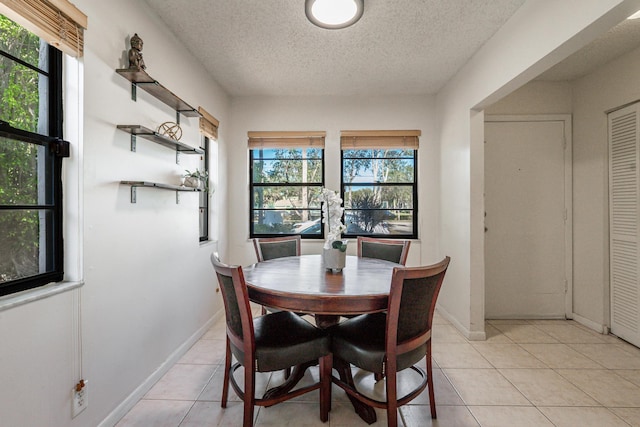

left=210, top=253, right=254, bottom=357
left=357, top=236, right=411, bottom=265
left=253, top=235, right=301, bottom=262
left=386, top=257, right=450, bottom=358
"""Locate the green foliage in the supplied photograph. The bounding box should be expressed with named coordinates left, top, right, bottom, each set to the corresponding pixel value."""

left=0, top=15, right=45, bottom=282
left=347, top=188, right=394, bottom=234
left=331, top=240, right=347, bottom=252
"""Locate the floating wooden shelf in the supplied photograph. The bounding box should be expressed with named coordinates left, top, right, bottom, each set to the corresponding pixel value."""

left=116, top=124, right=204, bottom=158
left=115, top=68, right=201, bottom=118
left=121, top=180, right=201, bottom=204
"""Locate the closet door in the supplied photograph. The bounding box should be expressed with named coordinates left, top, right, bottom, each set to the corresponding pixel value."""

left=609, top=103, right=640, bottom=347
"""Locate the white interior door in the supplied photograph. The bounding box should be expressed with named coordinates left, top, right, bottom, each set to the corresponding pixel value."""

left=485, top=116, right=572, bottom=319
left=609, top=104, right=640, bottom=348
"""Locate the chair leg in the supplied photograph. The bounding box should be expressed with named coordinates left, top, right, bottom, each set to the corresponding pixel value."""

left=243, top=361, right=256, bottom=427
left=319, top=353, right=332, bottom=422
left=427, top=341, right=437, bottom=419
left=385, top=363, right=398, bottom=427
left=221, top=338, right=231, bottom=408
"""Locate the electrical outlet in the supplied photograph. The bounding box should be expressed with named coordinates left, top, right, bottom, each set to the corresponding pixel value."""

left=72, top=380, right=88, bottom=417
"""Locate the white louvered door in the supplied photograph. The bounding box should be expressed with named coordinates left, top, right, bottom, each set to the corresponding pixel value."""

left=609, top=104, right=640, bottom=347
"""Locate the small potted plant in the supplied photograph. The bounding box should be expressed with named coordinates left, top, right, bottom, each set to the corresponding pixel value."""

left=321, top=188, right=347, bottom=272
left=184, top=169, right=209, bottom=191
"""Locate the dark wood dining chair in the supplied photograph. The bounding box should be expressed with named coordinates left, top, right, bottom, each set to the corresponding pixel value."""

left=357, top=236, right=411, bottom=265
left=253, top=235, right=302, bottom=315
left=329, top=256, right=451, bottom=427
left=253, top=235, right=301, bottom=262
left=211, top=253, right=332, bottom=427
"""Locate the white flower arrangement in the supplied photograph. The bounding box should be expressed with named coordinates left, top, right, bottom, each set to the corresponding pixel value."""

left=321, top=188, right=347, bottom=250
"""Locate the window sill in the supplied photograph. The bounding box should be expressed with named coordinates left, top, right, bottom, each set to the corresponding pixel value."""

left=0, top=280, right=84, bottom=313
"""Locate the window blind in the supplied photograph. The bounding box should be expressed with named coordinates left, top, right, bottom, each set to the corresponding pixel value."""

left=248, top=131, right=326, bottom=149
left=340, top=130, right=420, bottom=150
left=198, top=106, right=219, bottom=141
left=0, top=0, right=87, bottom=57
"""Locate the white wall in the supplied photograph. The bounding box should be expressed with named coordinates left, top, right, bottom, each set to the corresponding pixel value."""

left=435, top=0, right=640, bottom=339
left=486, top=81, right=573, bottom=115
left=572, top=45, right=640, bottom=328
left=0, top=0, right=230, bottom=425
left=482, top=41, right=640, bottom=332
left=3, top=0, right=640, bottom=425
left=226, top=95, right=438, bottom=267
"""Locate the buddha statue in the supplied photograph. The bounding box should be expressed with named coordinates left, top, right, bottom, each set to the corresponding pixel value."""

left=128, top=33, right=146, bottom=70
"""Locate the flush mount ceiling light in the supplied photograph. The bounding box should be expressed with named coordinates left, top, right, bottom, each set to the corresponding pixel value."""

left=305, top=0, right=364, bottom=29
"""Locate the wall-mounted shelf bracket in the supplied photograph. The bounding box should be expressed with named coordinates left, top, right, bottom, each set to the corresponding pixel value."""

left=115, top=69, right=201, bottom=119
left=121, top=181, right=200, bottom=204
left=116, top=125, right=203, bottom=163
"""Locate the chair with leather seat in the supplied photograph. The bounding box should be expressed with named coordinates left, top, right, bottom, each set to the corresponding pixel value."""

left=329, top=256, right=450, bottom=427
left=253, top=235, right=301, bottom=315
left=357, top=236, right=411, bottom=265
left=211, top=253, right=332, bottom=427
left=253, top=235, right=301, bottom=262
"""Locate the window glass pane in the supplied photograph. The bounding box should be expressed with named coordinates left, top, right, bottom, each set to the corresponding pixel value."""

left=252, top=148, right=323, bottom=184
left=342, top=150, right=414, bottom=184
left=0, top=16, right=50, bottom=134
left=344, top=209, right=414, bottom=236
left=253, top=185, right=323, bottom=209
left=343, top=185, right=414, bottom=209
left=252, top=209, right=322, bottom=236
left=250, top=147, right=324, bottom=238
left=252, top=148, right=322, bottom=160
left=0, top=209, right=53, bottom=283
left=0, top=136, right=51, bottom=205
left=0, top=15, right=48, bottom=70
left=0, top=58, right=49, bottom=133
left=343, top=149, right=413, bottom=159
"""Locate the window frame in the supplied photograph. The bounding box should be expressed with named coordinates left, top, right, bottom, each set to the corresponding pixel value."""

left=0, top=38, right=66, bottom=297
left=249, top=147, right=325, bottom=239
left=340, top=147, right=418, bottom=240
left=199, top=136, right=209, bottom=242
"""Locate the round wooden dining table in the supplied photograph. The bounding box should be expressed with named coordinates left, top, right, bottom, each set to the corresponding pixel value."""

left=243, top=254, right=401, bottom=424
left=243, top=254, right=399, bottom=325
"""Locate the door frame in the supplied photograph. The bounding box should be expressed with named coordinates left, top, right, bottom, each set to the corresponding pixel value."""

left=484, top=114, right=573, bottom=318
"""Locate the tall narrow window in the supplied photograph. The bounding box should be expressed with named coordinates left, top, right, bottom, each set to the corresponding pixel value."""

left=249, top=131, right=325, bottom=238
left=199, top=137, right=209, bottom=241
left=0, top=14, right=68, bottom=296
left=198, top=107, right=218, bottom=242
left=340, top=130, right=419, bottom=239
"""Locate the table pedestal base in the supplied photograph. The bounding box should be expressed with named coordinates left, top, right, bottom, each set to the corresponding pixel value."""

left=261, top=314, right=378, bottom=423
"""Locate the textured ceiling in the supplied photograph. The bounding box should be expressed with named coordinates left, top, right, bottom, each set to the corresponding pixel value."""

left=537, top=17, right=640, bottom=81
left=143, top=0, right=526, bottom=97
left=143, top=0, right=639, bottom=97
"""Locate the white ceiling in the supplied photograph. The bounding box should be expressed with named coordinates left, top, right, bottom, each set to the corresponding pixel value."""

left=537, top=16, right=640, bottom=81
left=143, top=0, right=639, bottom=97
left=143, top=0, right=526, bottom=97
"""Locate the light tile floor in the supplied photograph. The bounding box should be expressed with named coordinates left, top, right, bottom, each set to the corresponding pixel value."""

left=116, top=310, right=640, bottom=426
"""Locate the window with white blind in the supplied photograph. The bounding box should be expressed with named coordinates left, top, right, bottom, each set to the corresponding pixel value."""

left=340, top=130, right=419, bottom=239
left=249, top=131, right=325, bottom=238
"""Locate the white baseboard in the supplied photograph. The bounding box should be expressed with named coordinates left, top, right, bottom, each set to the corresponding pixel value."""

left=436, top=307, right=486, bottom=341
left=98, top=311, right=224, bottom=427
left=572, top=312, right=607, bottom=334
